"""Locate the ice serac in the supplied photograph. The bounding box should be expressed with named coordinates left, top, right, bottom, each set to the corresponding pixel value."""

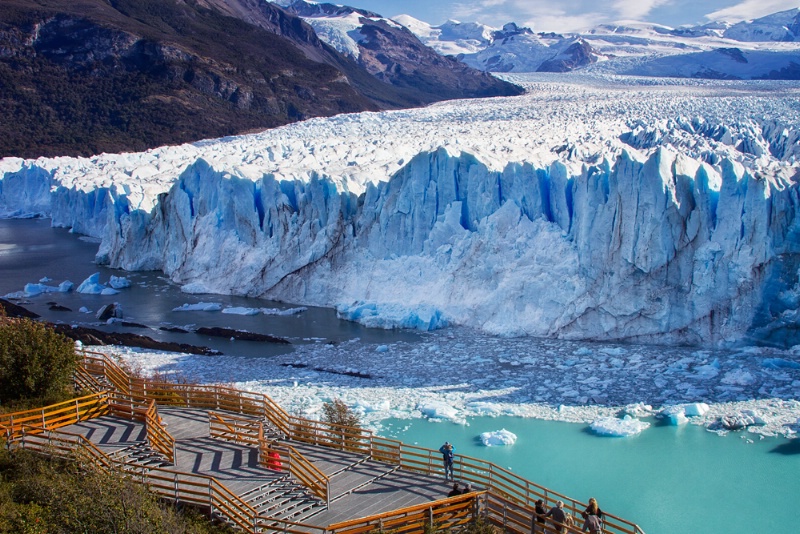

left=2, top=78, right=800, bottom=345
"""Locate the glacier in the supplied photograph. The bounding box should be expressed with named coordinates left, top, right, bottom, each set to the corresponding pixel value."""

left=2, top=74, right=800, bottom=346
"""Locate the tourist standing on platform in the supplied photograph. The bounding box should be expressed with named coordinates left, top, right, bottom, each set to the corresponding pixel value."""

left=439, top=441, right=455, bottom=480
left=545, top=500, right=568, bottom=534
left=531, top=499, right=547, bottom=533
left=582, top=497, right=604, bottom=533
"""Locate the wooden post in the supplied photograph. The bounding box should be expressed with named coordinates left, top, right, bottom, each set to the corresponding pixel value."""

left=208, top=479, right=214, bottom=516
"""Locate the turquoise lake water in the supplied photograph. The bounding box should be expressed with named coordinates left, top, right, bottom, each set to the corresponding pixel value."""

left=378, top=416, right=799, bottom=534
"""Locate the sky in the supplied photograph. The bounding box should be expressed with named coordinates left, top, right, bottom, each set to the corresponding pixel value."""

left=348, top=0, right=800, bottom=32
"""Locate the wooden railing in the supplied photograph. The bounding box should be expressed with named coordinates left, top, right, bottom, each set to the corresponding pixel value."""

left=326, top=491, right=483, bottom=534
left=0, top=391, right=109, bottom=441
left=11, top=425, right=326, bottom=534
left=12, top=426, right=114, bottom=470
left=76, top=349, right=646, bottom=534
left=266, top=441, right=331, bottom=506
left=208, top=411, right=331, bottom=506
left=208, top=411, right=262, bottom=445
left=145, top=400, right=176, bottom=464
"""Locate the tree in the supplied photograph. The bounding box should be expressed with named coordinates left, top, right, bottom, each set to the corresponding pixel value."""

left=321, top=399, right=361, bottom=428
left=0, top=316, right=79, bottom=408
left=321, top=399, right=361, bottom=450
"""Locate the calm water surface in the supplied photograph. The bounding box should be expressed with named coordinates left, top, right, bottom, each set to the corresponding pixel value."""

left=379, top=416, right=799, bottom=534
left=0, top=218, right=418, bottom=355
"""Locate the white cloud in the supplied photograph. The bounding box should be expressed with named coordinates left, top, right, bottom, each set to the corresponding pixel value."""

left=611, top=0, right=673, bottom=20
left=705, top=0, right=800, bottom=22
left=451, top=0, right=612, bottom=32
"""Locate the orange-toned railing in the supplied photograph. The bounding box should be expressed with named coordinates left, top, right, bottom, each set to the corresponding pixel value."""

left=0, top=391, right=109, bottom=442
left=209, top=411, right=331, bottom=506
left=326, top=491, right=483, bottom=534
left=12, top=425, right=326, bottom=534
left=145, top=400, right=176, bottom=464
left=266, top=441, right=330, bottom=506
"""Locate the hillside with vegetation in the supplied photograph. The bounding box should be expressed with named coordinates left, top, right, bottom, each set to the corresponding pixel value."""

left=0, top=0, right=521, bottom=159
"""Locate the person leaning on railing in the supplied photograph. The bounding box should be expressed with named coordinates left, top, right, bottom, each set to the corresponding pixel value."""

left=581, top=497, right=604, bottom=533
left=531, top=499, right=547, bottom=533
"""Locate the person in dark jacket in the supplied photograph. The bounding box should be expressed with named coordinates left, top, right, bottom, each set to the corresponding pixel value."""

left=447, top=483, right=461, bottom=497
left=438, top=441, right=455, bottom=480
left=582, top=497, right=604, bottom=533
left=531, top=499, right=547, bottom=533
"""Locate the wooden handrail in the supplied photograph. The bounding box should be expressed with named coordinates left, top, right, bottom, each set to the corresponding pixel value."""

left=0, top=391, right=109, bottom=440
left=11, top=425, right=328, bottom=534
left=325, top=491, right=483, bottom=534
left=145, top=400, right=176, bottom=464
left=268, top=442, right=330, bottom=506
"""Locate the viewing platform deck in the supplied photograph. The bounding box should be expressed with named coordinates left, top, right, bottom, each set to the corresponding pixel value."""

left=1, top=349, right=646, bottom=534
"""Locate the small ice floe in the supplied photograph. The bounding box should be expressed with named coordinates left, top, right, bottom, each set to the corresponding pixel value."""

left=261, top=307, right=307, bottom=316
left=375, top=345, right=389, bottom=353
left=353, top=399, right=391, bottom=415
left=39, top=277, right=52, bottom=282
left=467, top=401, right=505, bottom=416
left=660, top=403, right=710, bottom=425
left=79, top=306, right=92, bottom=313
left=24, top=283, right=58, bottom=296
left=109, top=275, right=132, bottom=289
left=479, top=429, right=517, bottom=446
left=717, top=410, right=767, bottom=431
left=622, top=403, right=654, bottom=418
left=222, top=307, right=261, bottom=315
left=58, top=280, right=74, bottom=292
left=172, top=302, right=223, bottom=312
left=762, top=358, right=800, bottom=370
left=590, top=415, right=650, bottom=437
left=417, top=400, right=460, bottom=421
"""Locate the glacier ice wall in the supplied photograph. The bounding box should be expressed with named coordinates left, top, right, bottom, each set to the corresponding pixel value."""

left=2, top=76, right=800, bottom=346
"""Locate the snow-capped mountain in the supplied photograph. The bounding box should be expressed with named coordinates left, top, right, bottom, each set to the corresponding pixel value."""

left=272, top=1, right=521, bottom=101
left=396, top=8, right=800, bottom=78
left=2, top=75, right=800, bottom=347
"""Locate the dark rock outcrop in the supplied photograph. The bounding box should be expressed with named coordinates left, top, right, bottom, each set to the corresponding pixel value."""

left=195, top=326, right=290, bottom=344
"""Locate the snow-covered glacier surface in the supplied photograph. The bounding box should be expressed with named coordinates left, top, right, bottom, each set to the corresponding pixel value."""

left=2, top=74, right=800, bottom=346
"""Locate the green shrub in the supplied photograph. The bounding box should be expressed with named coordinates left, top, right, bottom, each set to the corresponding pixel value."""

left=0, top=317, right=79, bottom=409
left=0, top=449, right=233, bottom=533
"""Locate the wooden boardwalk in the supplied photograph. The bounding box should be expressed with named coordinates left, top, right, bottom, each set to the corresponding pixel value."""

left=2, top=351, right=645, bottom=534
left=61, top=407, right=452, bottom=527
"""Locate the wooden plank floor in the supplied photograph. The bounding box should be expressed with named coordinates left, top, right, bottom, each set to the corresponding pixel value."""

left=61, top=408, right=458, bottom=528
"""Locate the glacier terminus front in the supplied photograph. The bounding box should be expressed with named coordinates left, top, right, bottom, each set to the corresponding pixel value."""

left=2, top=74, right=800, bottom=347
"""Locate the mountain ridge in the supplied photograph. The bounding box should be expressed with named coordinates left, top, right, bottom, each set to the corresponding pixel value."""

left=0, top=0, right=521, bottom=159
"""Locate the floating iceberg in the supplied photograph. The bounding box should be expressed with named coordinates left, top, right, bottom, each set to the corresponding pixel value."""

left=76, top=273, right=105, bottom=294
left=417, top=400, right=460, bottom=421
left=261, top=307, right=307, bottom=316
left=222, top=307, right=261, bottom=315
left=172, top=302, right=223, bottom=312
left=109, top=275, right=132, bottom=289
left=590, top=416, right=650, bottom=437
left=479, top=429, right=517, bottom=446
left=336, top=302, right=447, bottom=331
